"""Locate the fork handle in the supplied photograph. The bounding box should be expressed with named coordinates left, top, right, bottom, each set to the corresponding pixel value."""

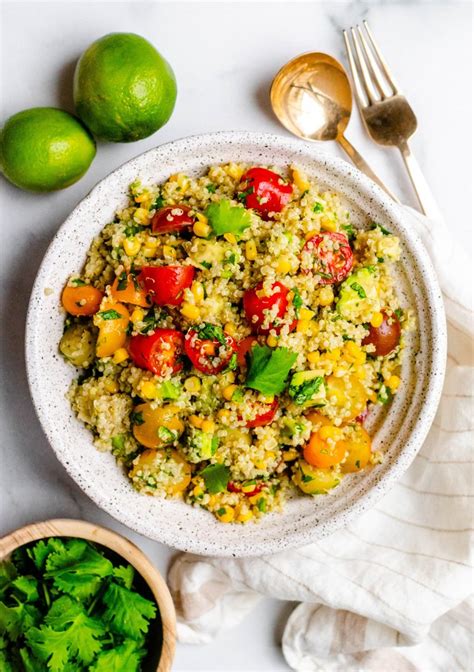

left=337, top=135, right=400, bottom=203
left=398, top=141, right=441, bottom=220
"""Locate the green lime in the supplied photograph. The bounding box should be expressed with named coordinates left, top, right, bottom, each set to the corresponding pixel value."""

left=73, top=33, right=177, bottom=143
left=0, top=107, right=96, bottom=192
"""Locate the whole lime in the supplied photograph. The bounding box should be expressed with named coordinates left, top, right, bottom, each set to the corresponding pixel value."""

left=0, top=107, right=96, bottom=192
left=73, top=33, right=177, bottom=143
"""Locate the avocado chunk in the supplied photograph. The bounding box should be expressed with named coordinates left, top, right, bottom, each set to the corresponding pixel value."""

left=288, top=371, right=326, bottom=407
left=185, top=426, right=219, bottom=463
left=336, top=267, right=381, bottom=323
left=59, top=324, right=96, bottom=367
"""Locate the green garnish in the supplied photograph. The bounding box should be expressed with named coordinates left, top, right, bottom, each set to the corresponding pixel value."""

left=199, top=464, right=230, bottom=494
left=377, top=384, right=392, bottom=405
left=206, top=184, right=217, bottom=193
left=0, top=538, right=157, bottom=672
left=288, top=373, right=324, bottom=406
left=124, top=223, right=143, bottom=238
left=116, top=271, right=128, bottom=291
left=196, top=323, right=226, bottom=346
left=201, top=261, right=212, bottom=270
left=157, top=426, right=176, bottom=443
left=292, top=287, right=303, bottom=316
left=313, top=202, right=324, bottom=213
left=151, top=194, right=164, bottom=211
left=394, top=308, right=403, bottom=320
left=246, top=345, right=297, bottom=396
left=257, top=497, right=267, bottom=513
left=159, top=381, right=181, bottom=400
left=371, top=222, right=391, bottom=236
left=130, top=411, right=144, bottom=426
left=231, top=387, right=244, bottom=402
left=342, top=223, right=355, bottom=241
left=205, top=199, right=252, bottom=237
left=227, top=353, right=238, bottom=371
left=236, top=186, right=254, bottom=202
left=350, top=282, right=367, bottom=299
left=71, top=278, right=86, bottom=287
left=98, top=309, right=122, bottom=321
left=111, top=435, right=125, bottom=452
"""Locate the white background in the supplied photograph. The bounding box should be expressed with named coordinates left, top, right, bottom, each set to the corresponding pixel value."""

left=0, top=1, right=472, bottom=670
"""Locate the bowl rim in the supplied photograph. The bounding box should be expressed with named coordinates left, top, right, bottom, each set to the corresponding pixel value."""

left=0, top=518, right=176, bottom=672
left=25, top=130, right=447, bottom=556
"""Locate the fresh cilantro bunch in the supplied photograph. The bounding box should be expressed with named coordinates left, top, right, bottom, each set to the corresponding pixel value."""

left=0, top=537, right=158, bottom=671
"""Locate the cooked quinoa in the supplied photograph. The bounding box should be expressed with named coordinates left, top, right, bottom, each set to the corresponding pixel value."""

left=59, top=163, right=413, bottom=524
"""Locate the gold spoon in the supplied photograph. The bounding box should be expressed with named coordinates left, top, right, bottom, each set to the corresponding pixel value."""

left=270, top=52, right=398, bottom=202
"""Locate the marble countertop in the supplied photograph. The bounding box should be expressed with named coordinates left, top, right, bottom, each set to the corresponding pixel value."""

left=0, top=2, right=471, bottom=670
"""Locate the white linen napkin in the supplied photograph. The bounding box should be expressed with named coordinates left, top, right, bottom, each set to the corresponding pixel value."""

left=168, top=207, right=473, bottom=671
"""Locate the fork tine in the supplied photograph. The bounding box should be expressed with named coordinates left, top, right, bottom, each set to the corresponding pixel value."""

left=343, top=30, right=368, bottom=108
left=356, top=25, right=389, bottom=99
left=350, top=27, right=379, bottom=105
left=363, top=21, right=400, bottom=94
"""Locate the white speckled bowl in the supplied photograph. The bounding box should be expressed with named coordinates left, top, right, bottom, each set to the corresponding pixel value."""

left=26, top=132, right=446, bottom=557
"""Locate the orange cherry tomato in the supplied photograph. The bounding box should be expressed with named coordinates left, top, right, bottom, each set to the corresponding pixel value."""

left=61, top=284, right=103, bottom=316
left=304, top=429, right=346, bottom=468
left=110, top=272, right=151, bottom=308
left=93, top=301, right=130, bottom=358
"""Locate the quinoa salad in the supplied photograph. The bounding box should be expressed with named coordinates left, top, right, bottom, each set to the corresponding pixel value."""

left=59, top=163, right=412, bottom=524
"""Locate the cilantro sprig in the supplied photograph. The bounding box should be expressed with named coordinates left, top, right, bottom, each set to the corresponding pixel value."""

left=245, top=345, right=297, bottom=396
left=0, top=537, right=158, bottom=671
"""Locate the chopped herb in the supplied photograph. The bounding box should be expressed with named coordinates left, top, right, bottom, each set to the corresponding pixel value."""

left=313, top=202, right=324, bottom=213
left=355, top=460, right=361, bottom=469
left=124, top=223, right=143, bottom=237
left=151, top=194, right=164, bottom=211
left=377, top=384, right=392, bottom=405
left=350, top=282, right=366, bottom=299
left=377, top=257, right=385, bottom=263
left=292, top=287, right=303, bottom=316
left=111, top=435, right=125, bottom=452
left=371, top=222, right=392, bottom=236
left=157, top=426, right=175, bottom=443
left=302, top=474, right=314, bottom=483
left=98, top=309, right=122, bottom=320
left=342, top=223, right=355, bottom=241
left=206, top=184, right=217, bottom=193
left=288, top=374, right=324, bottom=406
left=236, top=186, right=254, bottom=202
left=196, top=323, right=226, bottom=346
left=246, top=345, right=297, bottom=396
left=394, top=308, right=403, bottom=320
left=257, top=497, right=267, bottom=513
left=216, top=507, right=227, bottom=516
left=116, top=271, right=128, bottom=291
left=201, top=261, right=212, bottom=270
left=224, top=252, right=237, bottom=265
left=71, top=278, right=86, bottom=286
left=130, top=411, right=144, bottom=426
left=227, top=353, right=237, bottom=371
left=231, top=387, right=244, bottom=402
left=205, top=199, right=252, bottom=237
left=199, top=463, right=230, bottom=494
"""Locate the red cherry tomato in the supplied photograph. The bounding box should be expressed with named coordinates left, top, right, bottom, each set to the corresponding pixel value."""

left=302, top=232, right=353, bottom=284
left=238, top=167, right=293, bottom=219
left=151, top=205, right=195, bottom=234
left=227, top=481, right=264, bottom=497
left=236, top=336, right=259, bottom=367
left=184, top=326, right=237, bottom=375
left=246, top=398, right=279, bottom=428
left=362, top=310, right=401, bottom=356
left=128, top=329, right=184, bottom=377
left=243, top=281, right=294, bottom=334
left=355, top=407, right=369, bottom=424
left=139, top=265, right=195, bottom=306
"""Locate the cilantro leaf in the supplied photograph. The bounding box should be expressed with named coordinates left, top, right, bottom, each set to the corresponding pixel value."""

left=45, top=541, right=113, bottom=600
left=313, top=202, right=324, bottom=213
left=0, top=601, right=41, bottom=641
left=371, top=221, right=391, bottom=235
left=205, top=199, right=252, bottom=237
left=246, top=345, right=297, bottom=395
left=199, top=463, right=230, bottom=494
left=11, top=576, right=39, bottom=603
left=0, top=650, right=14, bottom=672
left=0, top=561, right=16, bottom=597
left=195, top=322, right=226, bottom=345
left=101, top=582, right=156, bottom=640
left=27, top=538, right=66, bottom=571
left=98, top=309, right=122, bottom=320
left=350, top=282, right=367, bottom=299
left=112, top=565, right=135, bottom=590
left=292, top=287, right=303, bottom=316
left=90, top=639, right=145, bottom=672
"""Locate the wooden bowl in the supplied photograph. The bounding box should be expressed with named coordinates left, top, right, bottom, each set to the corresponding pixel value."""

left=0, top=518, right=176, bottom=672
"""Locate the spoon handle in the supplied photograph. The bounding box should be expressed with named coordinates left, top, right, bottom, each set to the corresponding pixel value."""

left=337, top=135, right=399, bottom=203
left=397, top=141, right=441, bottom=220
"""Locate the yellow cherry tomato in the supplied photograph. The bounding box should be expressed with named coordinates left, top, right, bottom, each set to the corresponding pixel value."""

left=132, top=403, right=185, bottom=449
left=93, top=301, right=130, bottom=358
left=326, top=374, right=368, bottom=422
left=340, top=424, right=372, bottom=473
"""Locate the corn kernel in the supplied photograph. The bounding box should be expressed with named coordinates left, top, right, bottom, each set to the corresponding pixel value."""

left=266, top=334, right=278, bottom=348
left=190, top=415, right=203, bottom=428
left=370, top=311, right=384, bottom=328
left=265, top=451, right=276, bottom=461
left=369, top=391, right=378, bottom=403
left=181, top=302, right=200, bottom=321
left=123, top=237, right=141, bottom=257
left=237, top=510, right=253, bottom=523
left=354, top=365, right=366, bottom=380
left=134, top=193, right=148, bottom=203
left=224, top=322, right=236, bottom=337
left=193, top=220, right=211, bottom=238
left=113, top=348, right=129, bottom=364
left=387, top=375, right=401, bottom=391
left=131, top=308, right=145, bottom=324
left=299, top=307, right=315, bottom=321
left=202, top=419, right=215, bottom=434
left=193, top=486, right=204, bottom=498
left=143, top=244, right=158, bottom=258
left=296, top=319, right=310, bottom=333
left=208, top=495, right=217, bottom=507
left=345, top=341, right=361, bottom=358
left=104, top=379, right=119, bottom=394
left=217, top=409, right=231, bottom=422
left=327, top=348, right=341, bottom=361
left=162, top=245, right=177, bottom=259
left=318, top=286, right=334, bottom=306
left=307, top=351, right=320, bottom=364
left=133, top=208, right=150, bottom=225
left=223, top=384, right=238, bottom=401
left=305, top=229, right=319, bottom=241
left=320, top=216, right=338, bottom=232
left=275, top=258, right=292, bottom=274
left=184, top=376, right=201, bottom=394
left=224, top=232, right=237, bottom=244
left=191, top=281, right=204, bottom=303
left=292, top=167, right=310, bottom=193
left=140, top=381, right=158, bottom=399
left=245, top=240, right=257, bottom=260
left=319, top=425, right=343, bottom=440
left=216, top=506, right=234, bottom=523
left=283, top=449, right=299, bottom=461
left=227, top=162, right=244, bottom=180
left=169, top=173, right=189, bottom=189
left=258, top=394, right=274, bottom=404
left=255, top=461, right=266, bottom=470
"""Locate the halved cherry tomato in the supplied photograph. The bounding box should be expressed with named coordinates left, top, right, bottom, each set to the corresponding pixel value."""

left=238, top=167, right=293, bottom=219
left=151, top=205, right=195, bottom=234
left=236, top=336, right=259, bottom=367
left=227, top=481, right=264, bottom=497
left=245, top=397, right=279, bottom=428
left=128, top=329, right=184, bottom=377
left=184, top=326, right=237, bottom=375
left=340, top=424, right=372, bottom=473
left=61, top=284, right=103, bottom=316
left=362, top=310, right=401, bottom=356
left=139, top=265, right=195, bottom=306
left=110, top=272, right=151, bottom=308
left=132, top=403, right=185, bottom=449
left=326, top=374, right=368, bottom=422
left=304, top=429, right=346, bottom=468
left=302, top=232, right=353, bottom=284
left=243, top=281, right=294, bottom=334
left=93, top=301, right=130, bottom=358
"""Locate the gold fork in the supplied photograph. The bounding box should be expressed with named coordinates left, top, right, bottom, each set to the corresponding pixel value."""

left=343, top=21, right=440, bottom=219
